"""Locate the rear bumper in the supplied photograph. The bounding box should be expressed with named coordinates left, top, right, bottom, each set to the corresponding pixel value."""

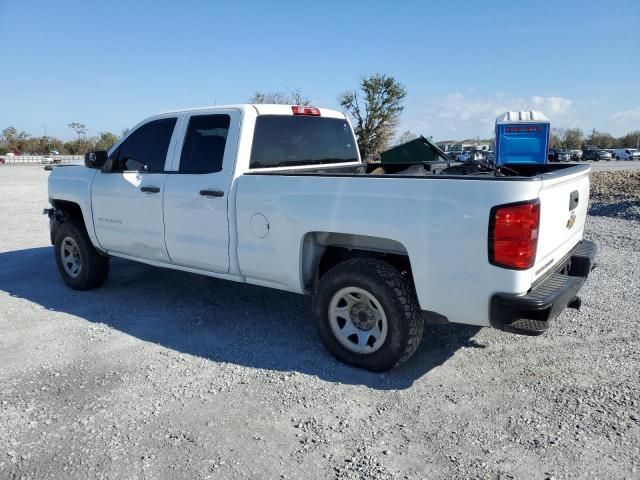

left=490, top=240, right=597, bottom=335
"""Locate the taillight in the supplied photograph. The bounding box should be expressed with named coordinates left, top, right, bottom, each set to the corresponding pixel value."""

left=291, top=105, right=321, bottom=116
left=489, top=200, right=540, bottom=270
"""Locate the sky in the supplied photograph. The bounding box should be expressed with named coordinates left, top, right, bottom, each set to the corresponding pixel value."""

left=0, top=0, right=639, bottom=141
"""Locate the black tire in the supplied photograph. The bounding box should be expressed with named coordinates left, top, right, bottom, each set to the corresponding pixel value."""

left=54, top=221, right=109, bottom=290
left=313, top=258, right=424, bottom=371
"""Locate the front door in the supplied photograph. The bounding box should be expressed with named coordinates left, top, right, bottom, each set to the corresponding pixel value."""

left=163, top=110, right=240, bottom=272
left=91, top=116, right=178, bottom=262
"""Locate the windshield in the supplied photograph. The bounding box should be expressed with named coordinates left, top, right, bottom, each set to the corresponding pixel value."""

left=250, top=115, right=359, bottom=169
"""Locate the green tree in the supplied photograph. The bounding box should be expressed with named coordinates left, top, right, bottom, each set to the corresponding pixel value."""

left=618, top=130, right=640, bottom=148
left=95, top=131, right=119, bottom=151
left=67, top=122, right=91, bottom=154
left=2, top=127, right=18, bottom=147
left=339, top=74, right=407, bottom=159
left=586, top=129, right=616, bottom=149
left=564, top=128, right=584, bottom=150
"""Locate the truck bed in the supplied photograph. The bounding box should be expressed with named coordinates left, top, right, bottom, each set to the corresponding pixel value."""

left=246, top=161, right=589, bottom=180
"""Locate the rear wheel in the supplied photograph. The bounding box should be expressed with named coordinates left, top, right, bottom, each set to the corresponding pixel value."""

left=54, top=222, right=109, bottom=290
left=313, top=258, right=424, bottom=371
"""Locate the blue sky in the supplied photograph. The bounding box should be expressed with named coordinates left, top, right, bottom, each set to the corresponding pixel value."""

left=0, top=0, right=638, bottom=141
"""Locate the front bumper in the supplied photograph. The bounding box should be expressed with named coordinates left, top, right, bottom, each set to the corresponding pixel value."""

left=490, top=240, right=597, bottom=335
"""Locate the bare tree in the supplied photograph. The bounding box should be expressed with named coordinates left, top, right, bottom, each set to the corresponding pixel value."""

left=339, top=74, right=407, bottom=159
left=67, top=122, right=87, bottom=139
left=249, top=88, right=311, bottom=105
left=396, top=130, right=419, bottom=145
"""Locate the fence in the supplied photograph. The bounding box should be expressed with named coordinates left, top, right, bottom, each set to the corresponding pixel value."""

left=0, top=155, right=83, bottom=165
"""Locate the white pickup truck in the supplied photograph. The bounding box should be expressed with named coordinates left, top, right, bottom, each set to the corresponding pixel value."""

left=46, top=104, right=596, bottom=371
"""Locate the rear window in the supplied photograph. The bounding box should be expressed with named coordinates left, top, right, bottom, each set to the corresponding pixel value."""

left=250, top=115, right=358, bottom=169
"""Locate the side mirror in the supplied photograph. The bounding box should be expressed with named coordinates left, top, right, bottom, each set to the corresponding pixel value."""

left=84, top=150, right=108, bottom=169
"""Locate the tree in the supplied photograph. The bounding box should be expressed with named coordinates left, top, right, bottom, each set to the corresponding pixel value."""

left=563, top=128, right=584, bottom=150
left=67, top=122, right=91, bottom=154
left=396, top=130, right=418, bottom=145
left=550, top=127, right=566, bottom=148
left=2, top=127, right=18, bottom=147
left=67, top=122, right=87, bottom=139
left=586, top=129, right=616, bottom=149
left=249, top=88, right=311, bottom=105
left=95, top=131, right=119, bottom=151
left=339, top=74, right=407, bottom=159
left=618, top=130, right=640, bottom=148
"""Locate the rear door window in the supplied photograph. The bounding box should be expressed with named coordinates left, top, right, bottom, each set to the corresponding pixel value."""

left=112, top=118, right=177, bottom=172
left=250, top=115, right=358, bottom=169
left=179, top=114, right=230, bottom=173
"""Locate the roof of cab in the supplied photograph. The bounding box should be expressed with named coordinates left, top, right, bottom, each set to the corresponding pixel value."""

left=158, top=103, right=346, bottom=119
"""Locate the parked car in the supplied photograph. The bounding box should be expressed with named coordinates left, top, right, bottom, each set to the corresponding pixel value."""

left=549, top=149, right=571, bottom=162
left=45, top=104, right=596, bottom=371
left=457, top=151, right=470, bottom=162
left=582, top=148, right=612, bottom=161
left=445, top=150, right=462, bottom=161
left=570, top=150, right=583, bottom=161
left=613, top=148, right=640, bottom=161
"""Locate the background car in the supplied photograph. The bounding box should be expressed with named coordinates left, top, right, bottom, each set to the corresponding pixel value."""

left=457, top=151, right=470, bottom=162
left=553, top=149, right=571, bottom=162
left=582, top=148, right=612, bottom=161
left=613, top=148, right=640, bottom=160
left=570, top=149, right=583, bottom=161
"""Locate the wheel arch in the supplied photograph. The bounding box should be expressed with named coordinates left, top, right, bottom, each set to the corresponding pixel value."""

left=49, top=198, right=102, bottom=251
left=300, top=231, right=414, bottom=290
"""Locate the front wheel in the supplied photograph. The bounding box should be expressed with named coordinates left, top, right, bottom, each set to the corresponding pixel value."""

left=313, top=258, right=424, bottom=371
left=54, top=222, right=109, bottom=290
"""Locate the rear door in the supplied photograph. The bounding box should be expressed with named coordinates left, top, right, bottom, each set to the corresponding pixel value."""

left=91, top=116, right=179, bottom=262
left=163, top=110, right=240, bottom=272
left=532, top=167, right=591, bottom=282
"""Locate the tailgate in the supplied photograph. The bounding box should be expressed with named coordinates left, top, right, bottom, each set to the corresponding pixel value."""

left=532, top=165, right=591, bottom=282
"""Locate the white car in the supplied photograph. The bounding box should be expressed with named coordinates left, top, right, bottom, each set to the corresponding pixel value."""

left=46, top=104, right=596, bottom=371
left=613, top=148, right=640, bottom=161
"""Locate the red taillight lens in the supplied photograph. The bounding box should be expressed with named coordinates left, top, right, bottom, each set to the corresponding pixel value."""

left=489, top=200, right=540, bottom=270
left=291, top=105, right=321, bottom=116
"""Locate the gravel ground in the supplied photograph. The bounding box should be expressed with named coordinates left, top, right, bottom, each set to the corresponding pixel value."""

left=0, top=166, right=639, bottom=480
left=587, top=159, right=640, bottom=172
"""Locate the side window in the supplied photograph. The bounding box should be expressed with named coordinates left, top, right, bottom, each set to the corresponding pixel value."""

left=112, top=118, right=177, bottom=172
left=179, top=114, right=230, bottom=173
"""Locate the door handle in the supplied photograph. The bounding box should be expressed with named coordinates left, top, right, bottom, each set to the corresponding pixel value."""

left=199, top=189, right=224, bottom=198
left=140, top=186, right=160, bottom=193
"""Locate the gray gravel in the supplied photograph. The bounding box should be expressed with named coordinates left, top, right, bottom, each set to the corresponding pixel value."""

left=1, top=166, right=639, bottom=479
